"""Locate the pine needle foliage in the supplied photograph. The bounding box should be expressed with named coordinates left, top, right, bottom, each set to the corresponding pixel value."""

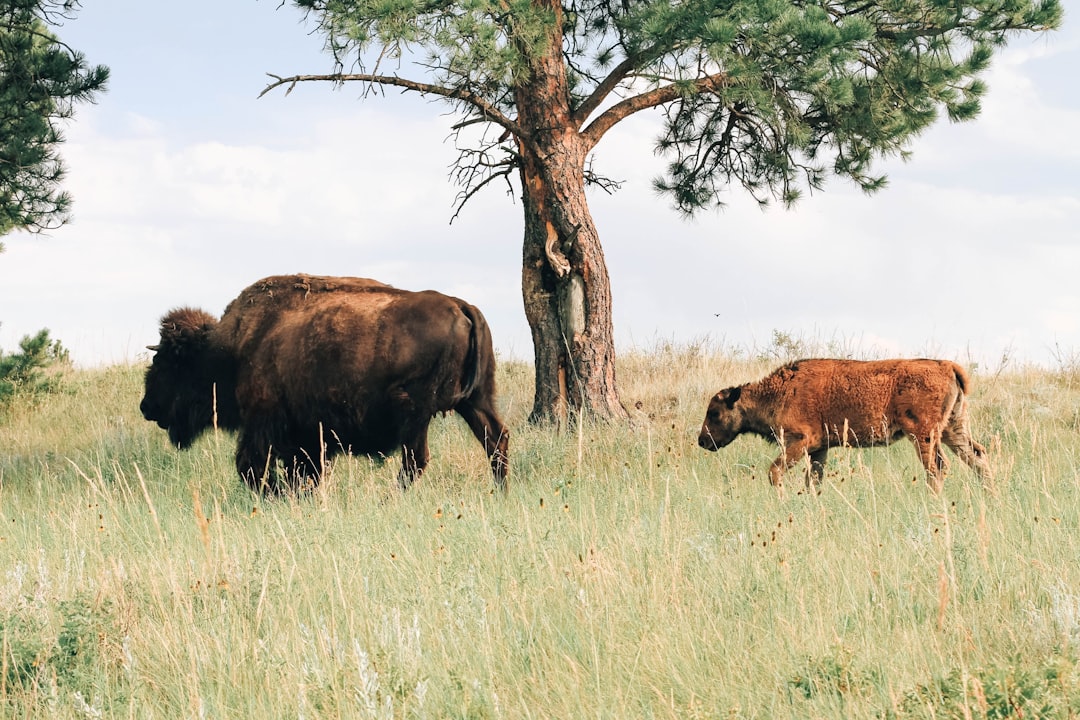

left=275, top=0, right=1061, bottom=422
left=288, top=0, right=1061, bottom=214
left=0, top=0, right=109, bottom=236
left=0, top=328, right=70, bottom=408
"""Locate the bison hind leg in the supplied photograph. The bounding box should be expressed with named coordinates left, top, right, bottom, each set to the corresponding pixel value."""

left=456, top=400, right=510, bottom=492
left=940, top=393, right=992, bottom=481
left=397, top=421, right=432, bottom=491
left=943, top=427, right=993, bottom=480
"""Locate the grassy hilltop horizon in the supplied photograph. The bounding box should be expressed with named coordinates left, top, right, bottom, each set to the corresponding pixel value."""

left=2, top=341, right=1080, bottom=718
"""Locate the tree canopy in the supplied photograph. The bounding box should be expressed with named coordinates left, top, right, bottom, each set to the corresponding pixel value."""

left=0, top=0, right=108, bottom=239
left=280, top=0, right=1060, bottom=214
left=269, top=0, right=1061, bottom=422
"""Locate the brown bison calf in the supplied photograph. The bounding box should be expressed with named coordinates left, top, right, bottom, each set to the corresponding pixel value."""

left=697, top=359, right=991, bottom=492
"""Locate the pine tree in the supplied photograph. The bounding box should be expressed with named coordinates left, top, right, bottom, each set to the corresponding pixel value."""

left=0, top=0, right=109, bottom=239
left=0, top=328, right=69, bottom=406
left=265, top=0, right=1061, bottom=422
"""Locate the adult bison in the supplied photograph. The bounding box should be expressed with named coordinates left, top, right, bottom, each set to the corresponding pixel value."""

left=140, top=274, right=509, bottom=493
left=697, top=358, right=991, bottom=492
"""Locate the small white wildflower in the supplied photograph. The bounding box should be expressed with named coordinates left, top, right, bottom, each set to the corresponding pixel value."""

left=34, top=548, right=51, bottom=605
left=121, top=635, right=136, bottom=680
left=297, top=680, right=309, bottom=720
left=688, top=532, right=717, bottom=560
left=2, top=560, right=28, bottom=608
left=413, top=679, right=428, bottom=713
left=352, top=640, right=382, bottom=717
left=1049, top=583, right=1080, bottom=645
left=72, top=690, right=103, bottom=720
left=64, top=549, right=88, bottom=585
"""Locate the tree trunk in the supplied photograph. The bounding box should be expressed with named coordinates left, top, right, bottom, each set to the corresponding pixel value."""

left=519, top=154, right=627, bottom=425
left=514, top=38, right=628, bottom=425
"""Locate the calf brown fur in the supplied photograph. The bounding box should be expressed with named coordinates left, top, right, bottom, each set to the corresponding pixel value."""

left=697, top=359, right=991, bottom=492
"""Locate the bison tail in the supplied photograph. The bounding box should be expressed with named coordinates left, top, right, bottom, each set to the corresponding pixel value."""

left=457, top=301, right=492, bottom=401
left=950, top=361, right=971, bottom=395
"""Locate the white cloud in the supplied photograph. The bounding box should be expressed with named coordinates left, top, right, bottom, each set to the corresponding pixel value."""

left=0, top=107, right=530, bottom=365
left=978, top=55, right=1080, bottom=159
left=2, top=3, right=1078, bottom=373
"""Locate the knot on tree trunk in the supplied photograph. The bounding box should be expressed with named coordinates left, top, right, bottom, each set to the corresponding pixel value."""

left=544, top=223, right=572, bottom=278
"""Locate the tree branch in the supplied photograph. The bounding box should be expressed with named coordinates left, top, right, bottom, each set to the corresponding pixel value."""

left=259, top=72, right=533, bottom=152
left=451, top=164, right=515, bottom=223
left=579, top=71, right=731, bottom=151
left=570, top=54, right=641, bottom=128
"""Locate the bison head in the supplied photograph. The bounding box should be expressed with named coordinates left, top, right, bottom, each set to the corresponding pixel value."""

left=697, top=386, right=743, bottom=451
left=141, top=308, right=223, bottom=449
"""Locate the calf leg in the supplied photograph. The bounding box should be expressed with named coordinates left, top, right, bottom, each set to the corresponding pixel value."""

left=943, top=412, right=992, bottom=480
left=944, top=431, right=991, bottom=479
left=770, top=438, right=812, bottom=488
left=456, top=400, right=510, bottom=492
left=910, top=431, right=947, bottom=493
left=806, top=447, right=828, bottom=489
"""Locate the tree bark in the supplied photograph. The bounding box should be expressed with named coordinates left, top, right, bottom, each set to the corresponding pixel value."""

left=519, top=152, right=627, bottom=425
left=514, top=15, right=628, bottom=425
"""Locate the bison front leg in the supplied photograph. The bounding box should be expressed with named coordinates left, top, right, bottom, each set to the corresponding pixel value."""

left=806, top=448, right=828, bottom=491
left=911, top=431, right=947, bottom=494
left=398, top=421, right=432, bottom=491
left=280, top=443, right=324, bottom=493
left=457, top=401, right=510, bottom=492
left=770, top=436, right=812, bottom=489
left=236, top=428, right=280, bottom=495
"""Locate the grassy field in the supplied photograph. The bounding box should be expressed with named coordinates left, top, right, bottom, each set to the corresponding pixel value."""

left=2, top=343, right=1080, bottom=719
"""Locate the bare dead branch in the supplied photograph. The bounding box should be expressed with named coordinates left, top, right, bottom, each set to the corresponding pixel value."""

left=582, top=154, right=623, bottom=194
left=259, top=72, right=534, bottom=153
left=450, top=165, right=515, bottom=223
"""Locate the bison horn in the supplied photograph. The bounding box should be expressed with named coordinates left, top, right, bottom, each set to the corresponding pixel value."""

left=146, top=344, right=160, bottom=352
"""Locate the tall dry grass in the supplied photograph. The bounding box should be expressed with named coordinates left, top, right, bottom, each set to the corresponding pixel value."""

left=1, top=342, right=1079, bottom=718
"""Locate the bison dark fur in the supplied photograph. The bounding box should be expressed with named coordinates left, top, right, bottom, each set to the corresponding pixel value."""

left=697, top=358, right=991, bottom=492
left=141, top=274, right=509, bottom=493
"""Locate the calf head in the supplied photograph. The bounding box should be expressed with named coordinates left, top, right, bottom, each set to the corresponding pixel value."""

left=697, top=386, right=743, bottom=451
left=141, top=308, right=221, bottom=449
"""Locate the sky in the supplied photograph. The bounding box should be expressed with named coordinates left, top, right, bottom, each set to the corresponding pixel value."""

left=0, top=1, right=1077, bottom=370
